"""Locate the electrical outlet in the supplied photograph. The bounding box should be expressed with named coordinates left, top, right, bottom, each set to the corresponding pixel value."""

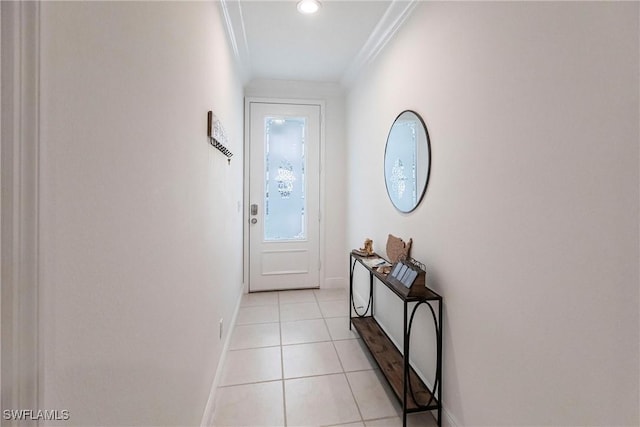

left=219, top=318, right=223, bottom=339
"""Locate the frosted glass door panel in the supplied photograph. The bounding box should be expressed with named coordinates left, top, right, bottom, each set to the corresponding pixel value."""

left=264, top=117, right=306, bottom=241
left=248, top=101, right=320, bottom=291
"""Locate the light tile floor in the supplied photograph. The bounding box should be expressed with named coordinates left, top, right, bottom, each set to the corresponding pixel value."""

left=212, top=288, right=437, bottom=427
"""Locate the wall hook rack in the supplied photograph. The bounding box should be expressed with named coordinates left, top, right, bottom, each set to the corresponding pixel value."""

left=207, top=111, right=233, bottom=163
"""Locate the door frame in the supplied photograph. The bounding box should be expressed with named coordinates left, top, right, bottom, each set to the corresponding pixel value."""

left=243, top=97, right=326, bottom=293
left=1, top=0, right=42, bottom=420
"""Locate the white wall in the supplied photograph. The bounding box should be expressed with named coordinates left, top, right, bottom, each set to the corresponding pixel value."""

left=39, top=2, right=244, bottom=425
left=346, top=2, right=639, bottom=426
left=245, top=79, right=347, bottom=288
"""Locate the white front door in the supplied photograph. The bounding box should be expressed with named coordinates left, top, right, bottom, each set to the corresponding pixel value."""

left=248, top=101, right=321, bottom=292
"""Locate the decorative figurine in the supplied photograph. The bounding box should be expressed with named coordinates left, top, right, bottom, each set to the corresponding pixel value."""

left=361, top=238, right=374, bottom=256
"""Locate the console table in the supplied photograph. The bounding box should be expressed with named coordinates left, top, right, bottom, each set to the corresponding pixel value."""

left=349, top=252, right=443, bottom=427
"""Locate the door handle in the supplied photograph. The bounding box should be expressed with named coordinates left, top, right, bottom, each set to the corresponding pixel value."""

left=250, top=204, right=258, bottom=216
left=250, top=218, right=257, bottom=224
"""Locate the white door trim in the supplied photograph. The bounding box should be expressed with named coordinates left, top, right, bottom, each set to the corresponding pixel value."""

left=1, top=0, right=42, bottom=420
left=243, top=97, right=326, bottom=293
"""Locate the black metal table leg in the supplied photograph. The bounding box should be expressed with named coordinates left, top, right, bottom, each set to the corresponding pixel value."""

left=369, top=271, right=374, bottom=317
left=349, top=255, right=354, bottom=330
left=403, top=300, right=408, bottom=427
left=437, top=300, right=443, bottom=427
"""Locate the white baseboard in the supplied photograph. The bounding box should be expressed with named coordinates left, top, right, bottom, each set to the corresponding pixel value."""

left=323, top=276, right=347, bottom=289
left=200, top=287, right=243, bottom=427
left=441, top=407, right=458, bottom=427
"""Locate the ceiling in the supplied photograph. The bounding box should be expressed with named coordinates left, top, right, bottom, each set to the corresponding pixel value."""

left=220, top=0, right=418, bottom=84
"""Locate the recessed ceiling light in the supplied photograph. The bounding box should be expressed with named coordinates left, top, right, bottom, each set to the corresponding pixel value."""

left=297, top=0, right=321, bottom=15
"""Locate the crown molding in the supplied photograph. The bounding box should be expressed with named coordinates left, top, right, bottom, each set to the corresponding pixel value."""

left=219, top=0, right=251, bottom=83
left=341, top=0, right=418, bottom=87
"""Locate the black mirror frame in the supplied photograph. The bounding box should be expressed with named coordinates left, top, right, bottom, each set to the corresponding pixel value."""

left=383, top=110, right=432, bottom=214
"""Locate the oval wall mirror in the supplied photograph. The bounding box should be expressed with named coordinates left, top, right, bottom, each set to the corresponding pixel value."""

left=384, top=110, right=431, bottom=213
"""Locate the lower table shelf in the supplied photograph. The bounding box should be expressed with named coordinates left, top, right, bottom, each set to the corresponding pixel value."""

left=351, top=316, right=438, bottom=411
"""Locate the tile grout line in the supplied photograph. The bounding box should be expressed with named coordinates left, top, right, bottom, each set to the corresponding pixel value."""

left=317, top=290, right=366, bottom=426
left=219, top=369, right=380, bottom=389
left=229, top=320, right=281, bottom=351
left=232, top=291, right=362, bottom=426
left=278, top=292, right=289, bottom=427
left=239, top=290, right=361, bottom=426
left=218, top=378, right=286, bottom=389
left=227, top=343, right=281, bottom=351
